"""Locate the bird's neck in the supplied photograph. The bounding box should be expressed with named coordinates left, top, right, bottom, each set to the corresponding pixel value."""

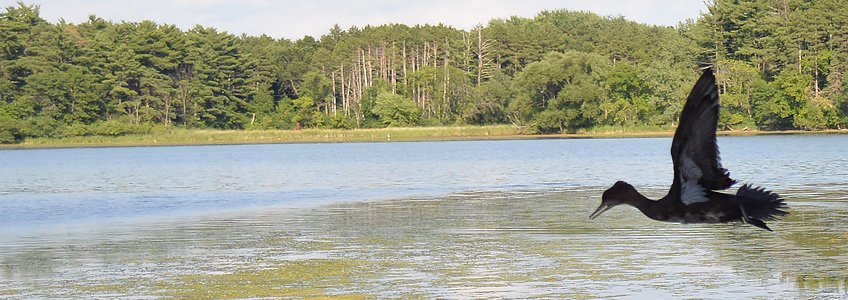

left=627, top=190, right=657, bottom=216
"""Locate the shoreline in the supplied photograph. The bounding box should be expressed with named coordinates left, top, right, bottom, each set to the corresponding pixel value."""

left=2, top=125, right=847, bottom=149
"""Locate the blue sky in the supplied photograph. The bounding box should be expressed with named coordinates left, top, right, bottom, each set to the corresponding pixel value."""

left=9, top=0, right=708, bottom=39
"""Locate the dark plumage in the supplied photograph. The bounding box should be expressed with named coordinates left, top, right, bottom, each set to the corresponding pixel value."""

left=590, top=68, right=788, bottom=231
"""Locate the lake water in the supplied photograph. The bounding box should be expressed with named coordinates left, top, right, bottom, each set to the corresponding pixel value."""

left=1, top=135, right=847, bottom=299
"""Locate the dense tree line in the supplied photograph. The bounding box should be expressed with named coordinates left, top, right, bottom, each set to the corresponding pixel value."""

left=1, top=1, right=847, bottom=143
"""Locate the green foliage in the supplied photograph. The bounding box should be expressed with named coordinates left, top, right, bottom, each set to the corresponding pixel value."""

left=704, top=0, right=848, bottom=129
left=0, top=116, right=21, bottom=143
left=1, top=1, right=847, bottom=143
left=372, top=91, right=421, bottom=127
left=245, top=83, right=276, bottom=129
left=511, top=51, right=611, bottom=133
left=291, top=96, right=316, bottom=128
left=328, top=113, right=356, bottom=129
left=461, top=72, right=511, bottom=125
left=89, top=118, right=152, bottom=136
left=269, top=97, right=296, bottom=129
left=715, top=60, right=763, bottom=129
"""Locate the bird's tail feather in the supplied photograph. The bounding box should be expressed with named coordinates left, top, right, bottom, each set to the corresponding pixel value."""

left=736, top=184, right=789, bottom=222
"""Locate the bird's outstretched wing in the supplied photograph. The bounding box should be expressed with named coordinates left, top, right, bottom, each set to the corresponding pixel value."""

left=670, top=69, right=735, bottom=205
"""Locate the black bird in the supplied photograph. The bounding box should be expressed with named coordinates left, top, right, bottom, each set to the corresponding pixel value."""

left=590, top=68, right=788, bottom=231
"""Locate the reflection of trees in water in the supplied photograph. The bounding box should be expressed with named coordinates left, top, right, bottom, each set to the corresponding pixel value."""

left=793, top=274, right=847, bottom=293
left=713, top=199, right=848, bottom=295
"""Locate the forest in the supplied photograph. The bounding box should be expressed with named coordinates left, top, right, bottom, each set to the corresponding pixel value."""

left=1, top=0, right=847, bottom=143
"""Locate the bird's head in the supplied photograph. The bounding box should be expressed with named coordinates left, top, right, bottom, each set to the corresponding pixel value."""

left=590, top=181, right=638, bottom=220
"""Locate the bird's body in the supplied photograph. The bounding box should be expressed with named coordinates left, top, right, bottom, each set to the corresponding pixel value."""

left=591, top=69, right=788, bottom=231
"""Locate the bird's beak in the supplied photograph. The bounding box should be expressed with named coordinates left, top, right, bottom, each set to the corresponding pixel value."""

left=589, top=203, right=612, bottom=220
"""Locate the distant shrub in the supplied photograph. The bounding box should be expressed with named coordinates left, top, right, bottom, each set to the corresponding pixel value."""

left=64, top=123, right=92, bottom=137
left=372, top=91, right=421, bottom=127
left=89, top=119, right=152, bottom=136
left=532, top=109, right=568, bottom=134
left=328, top=113, right=356, bottom=129
left=21, top=116, right=62, bottom=138
left=0, top=116, right=19, bottom=144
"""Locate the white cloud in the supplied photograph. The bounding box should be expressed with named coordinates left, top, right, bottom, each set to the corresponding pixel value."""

left=17, top=0, right=707, bottom=39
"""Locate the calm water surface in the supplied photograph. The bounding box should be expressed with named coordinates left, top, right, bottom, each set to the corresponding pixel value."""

left=1, top=135, right=847, bottom=299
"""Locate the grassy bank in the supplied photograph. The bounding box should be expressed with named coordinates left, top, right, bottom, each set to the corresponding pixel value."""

left=4, top=124, right=847, bottom=149
left=6, top=125, right=521, bottom=148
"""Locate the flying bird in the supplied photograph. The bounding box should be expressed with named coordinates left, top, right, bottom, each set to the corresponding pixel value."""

left=590, top=68, right=788, bottom=231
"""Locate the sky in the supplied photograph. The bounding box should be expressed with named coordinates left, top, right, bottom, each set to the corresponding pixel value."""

left=8, top=0, right=709, bottom=40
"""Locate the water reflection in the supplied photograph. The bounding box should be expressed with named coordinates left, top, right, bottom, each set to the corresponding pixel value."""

left=1, top=187, right=845, bottom=299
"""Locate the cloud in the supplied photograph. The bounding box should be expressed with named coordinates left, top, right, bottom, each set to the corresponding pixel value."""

left=23, top=0, right=706, bottom=39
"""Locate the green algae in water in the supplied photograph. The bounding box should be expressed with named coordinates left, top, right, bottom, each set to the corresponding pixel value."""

left=160, top=259, right=372, bottom=299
